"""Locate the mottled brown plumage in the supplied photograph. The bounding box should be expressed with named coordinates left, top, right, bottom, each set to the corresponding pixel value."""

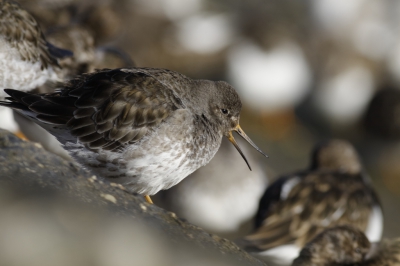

left=249, top=172, right=377, bottom=249
left=293, top=226, right=400, bottom=266
left=45, top=25, right=96, bottom=79
left=44, top=24, right=134, bottom=82
left=0, top=0, right=72, bottom=94
left=241, top=140, right=382, bottom=266
left=0, top=67, right=267, bottom=198
left=3, top=68, right=188, bottom=150
left=0, top=0, right=70, bottom=69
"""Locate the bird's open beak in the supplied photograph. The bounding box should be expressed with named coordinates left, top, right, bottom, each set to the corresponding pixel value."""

left=226, top=125, right=268, bottom=171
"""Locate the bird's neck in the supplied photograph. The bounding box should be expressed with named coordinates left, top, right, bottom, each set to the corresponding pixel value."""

left=186, top=114, right=223, bottom=165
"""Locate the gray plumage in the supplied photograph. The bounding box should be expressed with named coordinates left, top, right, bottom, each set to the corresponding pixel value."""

left=0, top=67, right=266, bottom=195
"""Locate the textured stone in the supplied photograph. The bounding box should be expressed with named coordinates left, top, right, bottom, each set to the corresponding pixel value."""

left=0, top=129, right=265, bottom=266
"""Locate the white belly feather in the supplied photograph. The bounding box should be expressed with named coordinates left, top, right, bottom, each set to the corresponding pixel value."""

left=0, top=38, right=58, bottom=96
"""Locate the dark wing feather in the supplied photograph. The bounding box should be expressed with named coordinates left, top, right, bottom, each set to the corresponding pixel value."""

left=254, top=174, right=297, bottom=229
left=243, top=171, right=376, bottom=251
left=0, top=68, right=184, bottom=150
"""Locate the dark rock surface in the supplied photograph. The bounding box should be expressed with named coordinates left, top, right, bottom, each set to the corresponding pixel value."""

left=0, top=129, right=266, bottom=266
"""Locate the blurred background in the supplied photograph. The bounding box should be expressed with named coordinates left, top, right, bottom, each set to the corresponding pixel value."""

left=2, top=0, right=400, bottom=241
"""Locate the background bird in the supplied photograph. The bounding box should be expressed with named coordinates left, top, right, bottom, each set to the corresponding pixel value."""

left=292, top=225, right=400, bottom=266
left=0, top=67, right=267, bottom=203
left=240, top=139, right=382, bottom=266
left=0, top=0, right=72, bottom=96
left=0, top=0, right=72, bottom=156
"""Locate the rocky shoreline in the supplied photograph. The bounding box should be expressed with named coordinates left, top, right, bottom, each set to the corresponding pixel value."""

left=0, top=129, right=265, bottom=265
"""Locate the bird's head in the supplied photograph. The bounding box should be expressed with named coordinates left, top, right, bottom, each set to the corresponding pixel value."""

left=198, top=80, right=268, bottom=170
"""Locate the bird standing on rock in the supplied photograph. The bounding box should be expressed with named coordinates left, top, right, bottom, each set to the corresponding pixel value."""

left=0, top=67, right=268, bottom=203
left=241, top=139, right=382, bottom=266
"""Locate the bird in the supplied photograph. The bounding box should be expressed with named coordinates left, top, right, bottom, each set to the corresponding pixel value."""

left=45, top=25, right=136, bottom=82
left=240, top=139, right=382, bottom=266
left=45, top=24, right=96, bottom=81
left=292, top=225, right=400, bottom=266
left=0, top=0, right=72, bottom=96
left=0, top=67, right=268, bottom=204
left=0, top=0, right=72, bottom=145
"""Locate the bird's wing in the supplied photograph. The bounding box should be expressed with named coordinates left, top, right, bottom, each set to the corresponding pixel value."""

left=243, top=171, right=376, bottom=251
left=253, top=174, right=296, bottom=229
left=2, top=68, right=185, bottom=151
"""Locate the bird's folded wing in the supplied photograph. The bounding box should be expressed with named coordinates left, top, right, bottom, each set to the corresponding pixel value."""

left=4, top=68, right=184, bottom=151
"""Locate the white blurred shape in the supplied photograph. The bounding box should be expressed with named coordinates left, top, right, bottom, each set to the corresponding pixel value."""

left=182, top=168, right=267, bottom=233
left=311, top=0, right=365, bottom=33
left=134, top=0, right=203, bottom=20
left=162, top=0, right=203, bottom=20
left=163, top=139, right=268, bottom=235
left=353, top=20, right=394, bottom=60
left=227, top=41, right=311, bottom=111
left=314, top=66, right=374, bottom=124
left=0, top=107, right=19, bottom=132
left=175, top=13, right=234, bottom=54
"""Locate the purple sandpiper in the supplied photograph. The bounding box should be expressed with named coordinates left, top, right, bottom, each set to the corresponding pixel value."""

left=0, top=67, right=268, bottom=203
left=241, top=139, right=382, bottom=266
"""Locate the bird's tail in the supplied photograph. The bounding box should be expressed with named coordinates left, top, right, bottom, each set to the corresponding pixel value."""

left=0, top=89, right=76, bottom=143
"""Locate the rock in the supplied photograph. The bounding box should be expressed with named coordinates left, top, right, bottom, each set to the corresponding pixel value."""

left=0, top=129, right=265, bottom=266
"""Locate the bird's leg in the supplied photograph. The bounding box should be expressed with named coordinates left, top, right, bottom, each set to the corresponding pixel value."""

left=144, top=195, right=153, bottom=204
left=15, top=131, right=27, bottom=140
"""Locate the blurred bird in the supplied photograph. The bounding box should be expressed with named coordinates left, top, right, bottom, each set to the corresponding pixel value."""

left=313, top=63, right=375, bottom=126
left=16, top=0, right=120, bottom=43
left=293, top=225, right=400, bottom=266
left=45, top=25, right=96, bottom=81
left=0, top=0, right=72, bottom=138
left=240, top=139, right=382, bottom=266
left=172, top=12, right=235, bottom=55
left=0, top=0, right=72, bottom=96
left=156, top=137, right=268, bottom=238
left=227, top=40, right=312, bottom=113
left=0, top=67, right=268, bottom=203
left=0, top=0, right=73, bottom=159
left=36, top=22, right=135, bottom=92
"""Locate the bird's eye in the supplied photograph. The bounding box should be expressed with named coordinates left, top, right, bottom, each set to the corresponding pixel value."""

left=221, top=109, right=229, bottom=115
